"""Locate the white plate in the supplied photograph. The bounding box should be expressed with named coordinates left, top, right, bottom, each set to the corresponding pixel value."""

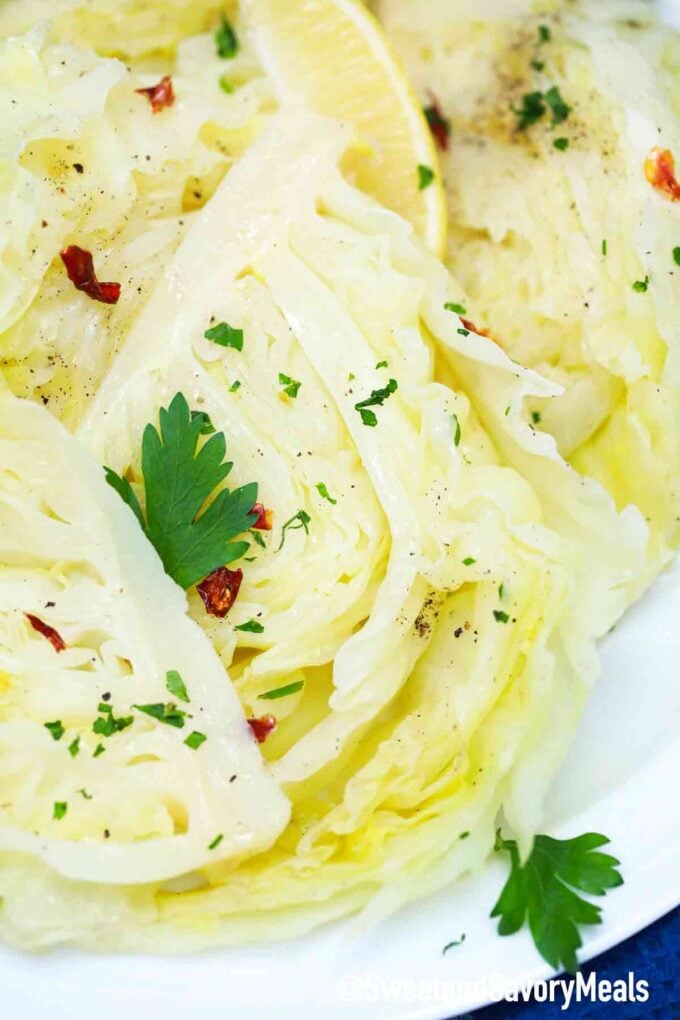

left=2, top=557, right=679, bottom=1019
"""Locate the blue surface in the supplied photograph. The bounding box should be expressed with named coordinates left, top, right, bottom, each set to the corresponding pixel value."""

left=465, top=906, right=679, bottom=1018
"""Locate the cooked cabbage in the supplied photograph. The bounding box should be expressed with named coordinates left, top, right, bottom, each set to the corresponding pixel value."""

left=0, top=0, right=667, bottom=951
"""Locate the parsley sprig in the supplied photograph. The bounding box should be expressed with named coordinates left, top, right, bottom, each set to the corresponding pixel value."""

left=491, top=830, right=623, bottom=972
left=105, top=393, right=259, bottom=589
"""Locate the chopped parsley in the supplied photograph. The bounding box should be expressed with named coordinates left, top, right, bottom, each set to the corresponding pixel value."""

left=354, top=378, right=398, bottom=427
left=493, top=610, right=510, bottom=623
left=53, top=801, right=67, bottom=820
left=259, top=680, right=304, bottom=700
left=442, top=934, right=466, bottom=954
left=184, top=730, right=207, bottom=750
left=191, top=410, right=215, bottom=435
left=315, top=482, right=337, bottom=505
left=632, top=276, right=649, bottom=292
left=553, top=136, right=569, bottom=151
left=545, top=85, right=570, bottom=126
left=166, top=669, right=189, bottom=703
left=417, top=164, right=435, bottom=190
left=375, top=360, right=388, bottom=369
left=451, top=413, right=461, bottom=447
left=538, top=24, right=551, bottom=43
left=462, top=557, right=476, bottom=566
left=279, top=372, right=301, bottom=398
left=531, top=410, right=542, bottom=424
left=204, top=321, right=243, bottom=351
left=105, top=393, right=259, bottom=589
left=673, top=246, right=680, bottom=266
left=491, top=830, right=623, bottom=972
left=444, top=302, right=466, bottom=315
left=531, top=59, right=545, bottom=72
left=68, top=736, right=80, bottom=758
left=277, top=509, right=311, bottom=551
left=78, top=788, right=93, bottom=800
left=93, top=743, right=106, bottom=758
left=457, top=327, right=470, bottom=337
left=208, top=833, right=224, bottom=850
left=234, top=619, right=265, bottom=633
left=513, top=91, right=546, bottom=130
left=44, top=720, right=64, bottom=741
left=92, top=702, right=133, bottom=738
left=134, top=702, right=187, bottom=728
left=219, top=76, right=235, bottom=94
left=602, top=239, right=608, bottom=256
left=229, top=379, right=242, bottom=392
left=215, top=15, right=238, bottom=59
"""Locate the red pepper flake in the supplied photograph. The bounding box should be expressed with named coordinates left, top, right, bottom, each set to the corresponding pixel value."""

left=247, top=715, right=277, bottom=743
left=25, top=613, right=66, bottom=653
left=461, top=317, right=497, bottom=343
left=135, top=75, right=175, bottom=114
left=250, top=502, right=274, bottom=530
left=423, top=95, right=451, bottom=151
left=60, top=246, right=121, bottom=304
left=644, top=147, right=680, bottom=202
left=197, top=566, right=243, bottom=618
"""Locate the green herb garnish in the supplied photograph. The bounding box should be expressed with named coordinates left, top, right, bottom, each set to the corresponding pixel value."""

left=134, top=702, right=187, bottom=728
left=538, top=24, right=551, bottom=43
left=493, top=610, right=510, bottom=623
left=208, top=833, right=224, bottom=850
left=462, top=557, right=476, bottom=566
left=451, top=413, right=461, bottom=447
left=553, top=137, right=569, bottom=151
left=229, top=380, right=242, bottom=392
left=105, top=393, right=258, bottom=589
left=215, top=15, right=238, bottom=59
left=602, top=239, right=608, bottom=256
left=191, top=410, right=215, bottom=435
left=204, top=321, right=243, bottom=351
left=444, top=302, right=466, bottom=315
left=219, top=76, right=235, bottom=94
left=166, top=669, right=189, bottom=703
left=93, top=743, right=106, bottom=758
left=315, top=482, right=337, bottom=505
left=259, top=680, right=304, bottom=700
left=277, top=510, right=311, bottom=551
left=545, top=86, right=570, bottom=126
left=673, top=246, right=680, bottom=266
left=68, top=736, right=80, bottom=758
left=513, top=91, right=546, bottom=130
left=234, top=619, right=265, bottom=633
left=442, top=934, right=466, bottom=954
left=417, top=164, right=435, bottom=190
left=632, top=276, right=649, bottom=293
left=44, top=720, right=64, bottom=741
left=184, top=731, right=207, bottom=750
left=375, top=360, right=388, bottom=369
left=279, top=372, right=301, bottom=398
left=491, top=830, right=623, bottom=972
left=354, top=378, right=398, bottom=427
left=53, top=801, right=67, bottom=820
left=92, top=703, right=133, bottom=738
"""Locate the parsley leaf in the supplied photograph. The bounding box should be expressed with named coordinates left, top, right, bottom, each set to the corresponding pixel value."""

left=191, top=410, right=215, bottom=435
left=184, top=730, right=207, bottom=750
left=208, top=833, right=224, bottom=850
left=545, top=86, right=571, bottom=126
left=279, top=372, right=301, bottom=398
left=204, top=321, right=243, bottom=350
left=44, top=720, right=64, bottom=741
left=445, top=302, right=467, bottom=315
left=93, top=702, right=133, bottom=737
left=491, top=831, right=623, bottom=972
left=354, top=378, right=398, bottom=427
left=417, top=164, right=435, bottom=190
left=462, top=556, right=476, bottom=566
left=166, top=669, right=189, bottom=703
left=68, top=736, right=80, bottom=758
left=234, top=619, right=264, bottom=633
left=315, top=482, right=337, bottom=505
left=53, top=801, right=67, bottom=820
left=259, top=680, right=304, bottom=700
left=553, top=137, right=569, bottom=151
left=134, top=702, right=188, bottom=728
left=277, top=510, right=311, bottom=551
left=538, top=24, right=551, bottom=43
left=493, top=609, right=510, bottom=623
left=105, top=393, right=258, bottom=589
left=215, top=15, right=238, bottom=59
left=632, top=276, right=649, bottom=293
left=513, top=91, right=546, bottom=130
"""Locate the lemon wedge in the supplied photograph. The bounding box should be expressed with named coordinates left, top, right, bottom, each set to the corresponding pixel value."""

left=241, top=0, right=446, bottom=256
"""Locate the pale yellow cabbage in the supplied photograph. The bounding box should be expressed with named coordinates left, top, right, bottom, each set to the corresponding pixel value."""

left=0, top=0, right=664, bottom=951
